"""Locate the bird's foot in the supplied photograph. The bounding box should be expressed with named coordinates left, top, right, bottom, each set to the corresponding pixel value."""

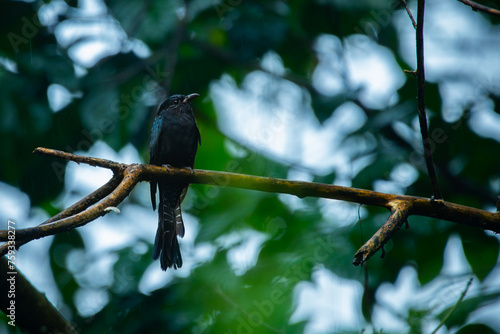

left=162, top=164, right=172, bottom=171
left=184, top=166, right=194, bottom=174
left=430, top=196, right=445, bottom=206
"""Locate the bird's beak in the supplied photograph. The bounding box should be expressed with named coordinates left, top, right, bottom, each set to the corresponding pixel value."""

left=183, top=93, right=200, bottom=104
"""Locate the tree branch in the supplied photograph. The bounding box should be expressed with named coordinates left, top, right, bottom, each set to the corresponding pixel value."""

left=0, top=257, right=78, bottom=333
left=416, top=0, right=442, bottom=200
left=1, top=148, right=499, bottom=265
left=353, top=201, right=410, bottom=265
left=42, top=174, right=124, bottom=226
left=401, top=0, right=417, bottom=29
left=457, top=0, right=500, bottom=17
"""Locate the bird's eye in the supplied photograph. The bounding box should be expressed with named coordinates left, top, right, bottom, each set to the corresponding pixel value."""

left=174, top=99, right=180, bottom=105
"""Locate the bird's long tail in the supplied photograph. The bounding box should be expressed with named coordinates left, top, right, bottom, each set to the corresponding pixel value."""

left=153, top=182, right=185, bottom=270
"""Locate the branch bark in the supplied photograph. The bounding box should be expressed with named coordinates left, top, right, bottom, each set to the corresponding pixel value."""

left=1, top=147, right=499, bottom=266
left=401, top=0, right=417, bottom=29
left=457, top=0, right=500, bottom=17
left=353, top=201, right=410, bottom=265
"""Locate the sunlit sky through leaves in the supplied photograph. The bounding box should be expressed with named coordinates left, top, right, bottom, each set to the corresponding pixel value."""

left=2, top=0, right=500, bottom=332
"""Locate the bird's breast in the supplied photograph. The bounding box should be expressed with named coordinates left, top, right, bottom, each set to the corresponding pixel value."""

left=158, top=117, right=199, bottom=167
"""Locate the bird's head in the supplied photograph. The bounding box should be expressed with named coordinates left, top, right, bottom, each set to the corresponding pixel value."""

left=158, top=93, right=199, bottom=114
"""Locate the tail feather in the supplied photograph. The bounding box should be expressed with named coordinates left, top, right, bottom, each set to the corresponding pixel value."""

left=175, top=187, right=187, bottom=237
left=150, top=181, right=157, bottom=211
left=153, top=182, right=185, bottom=270
left=160, top=235, right=182, bottom=270
left=175, top=203, right=185, bottom=237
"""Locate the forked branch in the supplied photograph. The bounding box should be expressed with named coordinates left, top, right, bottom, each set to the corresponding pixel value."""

left=0, top=148, right=499, bottom=266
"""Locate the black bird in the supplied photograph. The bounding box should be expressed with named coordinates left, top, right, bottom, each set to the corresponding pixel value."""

left=149, top=93, right=201, bottom=270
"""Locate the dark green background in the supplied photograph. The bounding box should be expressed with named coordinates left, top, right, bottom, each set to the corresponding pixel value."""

left=1, top=0, right=500, bottom=333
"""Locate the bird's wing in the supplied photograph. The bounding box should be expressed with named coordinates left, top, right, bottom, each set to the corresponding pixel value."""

left=150, top=116, right=163, bottom=165
left=196, top=124, right=201, bottom=145
left=149, top=116, right=163, bottom=211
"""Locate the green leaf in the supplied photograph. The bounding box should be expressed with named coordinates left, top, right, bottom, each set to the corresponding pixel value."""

left=460, top=228, right=500, bottom=282
left=455, top=324, right=497, bottom=334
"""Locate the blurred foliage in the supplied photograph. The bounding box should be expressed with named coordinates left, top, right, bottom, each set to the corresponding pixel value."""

left=1, top=0, right=500, bottom=333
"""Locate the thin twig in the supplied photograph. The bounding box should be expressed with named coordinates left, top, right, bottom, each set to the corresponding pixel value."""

left=456, top=0, right=500, bottom=17
left=416, top=0, right=442, bottom=200
left=404, top=69, right=417, bottom=77
left=42, top=174, right=124, bottom=225
left=401, top=0, right=417, bottom=29
left=431, top=277, right=473, bottom=334
left=33, top=147, right=124, bottom=172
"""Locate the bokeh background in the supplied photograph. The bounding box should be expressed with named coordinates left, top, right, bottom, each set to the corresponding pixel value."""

left=1, top=0, right=500, bottom=333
